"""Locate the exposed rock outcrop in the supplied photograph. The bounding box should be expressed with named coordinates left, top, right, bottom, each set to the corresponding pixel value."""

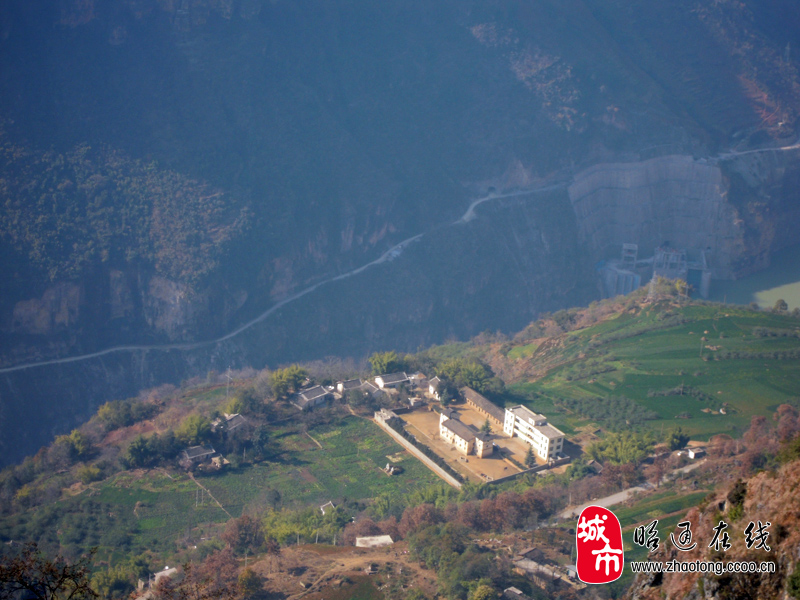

left=568, top=151, right=800, bottom=279
left=626, top=459, right=800, bottom=600
left=11, top=282, right=82, bottom=335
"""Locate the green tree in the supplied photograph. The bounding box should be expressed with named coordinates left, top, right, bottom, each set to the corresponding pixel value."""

left=524, top=445, right=536, bottom=468
left=788, top=562, right=800, bottom=599
left=252, top=425, right=272, bottom=460
left=75, top=464, right=102, bottom=484
left=176, top=415, right=212, bottom=446
left=237, top=569, right=262, bottom=598
left=774, top=299, right=789, bottom=313
left=587, top=431, right=654, bottom=465
left=368, top=351, right=402, bottom=375
left=469, top=583, right=497, bottom=600
left=665, top=427, right=690, bottom=451
left=269, top=365, right=308, bottom=398
left=54, top=430, right=93, bottom=462
left=124, top=435, right=154, bottom=468
left=481, top=419, right=492, bottom=435
left=91, top=565, right=133, bottom=600
left=224, top=388, right=259, bottom=415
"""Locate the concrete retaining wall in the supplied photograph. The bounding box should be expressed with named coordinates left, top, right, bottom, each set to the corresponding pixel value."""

left=373, top=418, right=462, bottom=489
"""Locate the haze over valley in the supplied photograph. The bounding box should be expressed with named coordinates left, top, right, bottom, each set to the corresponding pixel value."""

left=2, top=0, right=800, bottom=465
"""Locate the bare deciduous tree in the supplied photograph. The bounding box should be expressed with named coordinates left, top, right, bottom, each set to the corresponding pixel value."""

left=0, top=544, right=98, bottom=600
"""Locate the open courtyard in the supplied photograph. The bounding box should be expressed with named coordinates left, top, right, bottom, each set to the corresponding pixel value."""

left=400, top=402, right=547, bottom=483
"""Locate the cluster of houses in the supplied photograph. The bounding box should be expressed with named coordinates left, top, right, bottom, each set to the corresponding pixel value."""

left=177, top=412, right=249, bottom=470
left=290, top=370, right=566, bottom=464
left=290, top=371, right=424, bottom=411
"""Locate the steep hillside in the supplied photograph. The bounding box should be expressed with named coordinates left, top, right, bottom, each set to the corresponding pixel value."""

left=477, top=286, right=800, bottom=442
left=0, top=293, right=799, bottom=599
left=2, top=0, right=800, bottom=465
left=627, top=453, right=800, bottom=600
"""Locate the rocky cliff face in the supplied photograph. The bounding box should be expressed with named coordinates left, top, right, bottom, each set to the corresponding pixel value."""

left=567, top=150, right=800, bottom=279
left=11, top=282, right=82, bottom=336
left=627, top=458, right=800, bottom=600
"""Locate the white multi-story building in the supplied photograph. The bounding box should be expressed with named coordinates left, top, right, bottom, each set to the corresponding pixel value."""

left=503, top=405, right=564, bottom=461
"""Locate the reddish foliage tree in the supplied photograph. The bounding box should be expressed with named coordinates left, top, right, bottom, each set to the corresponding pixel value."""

left=709, top=434, right=737, bottom=457
left=221, top=514, right=264, bottom=555
left=377, top=516, right=400, bottom=542
left=190, top=547, right=238, bottom=596
left=398, top=503, right=442, bottom=538
left=775, top=404, right=800, bottom=442
left=342, top=518, right=382, bottom=545
left=456, top=501, right=481, bottom=530
left=743, top=416, right=770, bottom=451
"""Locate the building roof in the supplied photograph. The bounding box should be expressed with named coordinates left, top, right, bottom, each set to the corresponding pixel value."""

left=503, top=587, right=533, bottom=600
left=461, top=387, right=505, bottom=422
left=377, top=372, right=409, bottom=385
left=183, top=445, right=215, bottom=460
left=355, top=535, right=394, bottom=548
left=375, top=408, right=399, bottom=421
left=442, top=418, right=475, bottom=442
left=441, top=407, right=456, bottom=419
left=225, top=413, right=247, bottom=431
left=429, top=376, right=441, bottom=386
left=510, top=405, right=547, bottom=425
left=361, top=381, right=381, bottom=394
left=475, top=432, right=492, bottom=443
left=536, top=423, right=565, bottom=440
left=339, top=379, right=363, bottom=391
left=300, top=385, right=330, bottom=401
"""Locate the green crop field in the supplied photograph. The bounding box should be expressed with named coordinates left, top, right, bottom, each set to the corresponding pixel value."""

left=0, top=416, right=439, bottom=558
left=201, top=416, right=440, bottom=515
left=500, top=302, right=800, bottom=441
left=615, top=490, right=710, bottom=529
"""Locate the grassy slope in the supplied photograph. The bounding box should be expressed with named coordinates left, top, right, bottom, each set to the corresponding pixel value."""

left=493, top=302, right=800, bottom=441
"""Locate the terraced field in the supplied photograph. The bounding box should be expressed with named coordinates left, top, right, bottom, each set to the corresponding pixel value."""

left=500, top=302, right=800, bottom=441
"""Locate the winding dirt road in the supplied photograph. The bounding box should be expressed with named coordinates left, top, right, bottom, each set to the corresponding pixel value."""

left=3, top=138, right=799, bottom=375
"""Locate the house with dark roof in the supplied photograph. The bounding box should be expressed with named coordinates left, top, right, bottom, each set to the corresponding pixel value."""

left=375, top=372, right=409, bottom=389
left=408, top=372, right=427, bottom=388
left=438, top=408, right=494, bottom=458
left=360, top=380, right=386, bottom=400
left=224, top=413, right=247, bottom=433
left=439, top=413, right=475, bottom=455
left=503, top=587, right=534, bottom=600
left=461, top=387, right=505, bottom=424
left=212, top=412, right=248, bottom=434
left=291, top=385, right=334, bottom=410
left=180, top=444, right=216, bottom=467
left=336, top=379, right=363, bottom=394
